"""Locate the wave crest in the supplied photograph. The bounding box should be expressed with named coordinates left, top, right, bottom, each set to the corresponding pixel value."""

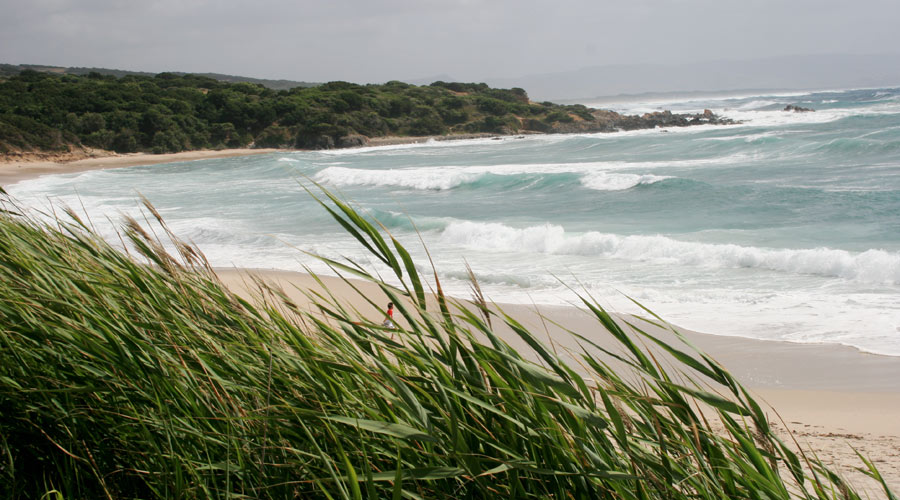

left=315, top=166, right=480, bottom=190
left=438, top=221, right=900, bottom=284
left=314, top=164, right=676, bottom=192
left=581, top=173, right=671, bottom=191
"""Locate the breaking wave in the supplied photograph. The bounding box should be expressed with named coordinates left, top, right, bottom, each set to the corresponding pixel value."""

left=580, top=173, right=671, bottom=191
left=313, top=163, right=684, bottom=192
left=437, top=221, right=900, bottom=284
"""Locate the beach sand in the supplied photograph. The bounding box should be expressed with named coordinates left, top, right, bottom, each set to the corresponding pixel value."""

left=217, top=268, right=900, bottom=497
left=3, top=152, right=898, bottom=496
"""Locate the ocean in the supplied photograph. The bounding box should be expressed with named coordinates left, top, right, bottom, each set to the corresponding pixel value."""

left=7, top=87, right=900, bottom=355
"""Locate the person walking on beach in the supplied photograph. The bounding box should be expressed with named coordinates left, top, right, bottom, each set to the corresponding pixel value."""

left=382, top=302, right=395, bottom=329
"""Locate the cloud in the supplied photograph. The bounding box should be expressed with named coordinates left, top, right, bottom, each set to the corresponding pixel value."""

left=2, top=0, right=899, bottom=85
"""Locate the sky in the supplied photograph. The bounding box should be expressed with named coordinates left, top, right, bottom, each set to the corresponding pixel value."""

left=2, top=0, right=900, bottom=85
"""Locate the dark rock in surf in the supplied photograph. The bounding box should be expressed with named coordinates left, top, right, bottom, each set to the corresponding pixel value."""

left=784, top=104, right=815, bottom=112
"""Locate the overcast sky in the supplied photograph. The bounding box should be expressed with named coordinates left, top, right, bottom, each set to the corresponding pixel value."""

left=2, top=0, right=899, bottom=84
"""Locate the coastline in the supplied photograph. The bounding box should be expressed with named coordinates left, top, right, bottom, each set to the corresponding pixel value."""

left=365, top=132, right=509, bottom=147
left=3, top=146, right=898, bottom=495
left=0, top=148, right=281, bottom=186
left=217, top=267, right=900, bottom=496
left=0, top=135, right=497, bottom=186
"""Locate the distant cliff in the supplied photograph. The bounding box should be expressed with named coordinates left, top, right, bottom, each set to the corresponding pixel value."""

left=0, top=70, right=734, bottom=157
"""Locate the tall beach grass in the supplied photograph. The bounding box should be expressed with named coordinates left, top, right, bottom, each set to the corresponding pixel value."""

left=0, top=186, right=894, bottom=499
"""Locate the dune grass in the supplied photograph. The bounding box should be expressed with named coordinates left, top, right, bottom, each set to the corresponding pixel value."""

left=0, top=186, right=894, bottom=499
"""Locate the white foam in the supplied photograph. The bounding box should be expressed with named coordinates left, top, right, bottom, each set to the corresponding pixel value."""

left=736, top=99, right=779, bottom=110
left=418, top=237, right=900, bottom=356
left=437, top=221, right=900, bottom=285
left=313, top=156, right=744, bottom=191
left=714, top=96, right=900, bottom=129
left=697, top=130, right=791, bottom=143
left=580, top=173, right=671, bottom=191
left=314, top=166, right=481, bottom=190
left=581, top=87, right=900, bottom=131
left=583, top=90, right=818, bottom=115
left=599, top=284, right=900, bottom=356
left=718, top=107, right=854, bottom=128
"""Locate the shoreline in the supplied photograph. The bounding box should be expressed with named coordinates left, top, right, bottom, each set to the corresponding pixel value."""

left=0, top=132, right=551, bottom=187
left=0, top=148, right=282, bottom=186
left=364, top=132, right=523, bottom=147
left=217, top=267, right=900, bottom=495
left=0, top=134, right=497, bottom=186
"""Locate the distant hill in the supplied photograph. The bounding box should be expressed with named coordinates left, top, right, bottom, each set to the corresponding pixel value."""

left=486, top=53, right=900, bottom=101
left=0, top=63, right=317, bottom=91
left=0, top=71, right=732, bottom=158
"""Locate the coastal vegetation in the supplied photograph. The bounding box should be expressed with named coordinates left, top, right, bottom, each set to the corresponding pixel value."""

left=0, top=186, right=892, bottom=499
left=0, top=70, right=730, bottom=156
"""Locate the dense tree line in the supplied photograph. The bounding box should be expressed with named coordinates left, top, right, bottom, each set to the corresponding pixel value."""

left=0, top=70, right=596, bottom=154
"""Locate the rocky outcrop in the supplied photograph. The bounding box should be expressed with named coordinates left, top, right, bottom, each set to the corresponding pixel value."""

left=541, top=108, right=735, bottom=134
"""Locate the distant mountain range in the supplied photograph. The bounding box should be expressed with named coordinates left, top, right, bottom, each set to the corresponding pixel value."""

left=0, top=64, right=317, bottom=91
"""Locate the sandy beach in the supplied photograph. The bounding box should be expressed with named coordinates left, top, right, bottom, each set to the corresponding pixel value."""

left=3, top=152, right=898, bottom=496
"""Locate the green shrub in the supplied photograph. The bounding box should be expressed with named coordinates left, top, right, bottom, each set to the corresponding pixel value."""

left=209, top=122, right=238, bottom=148
left=253, top=125, right=291, bottom=147
left=82, top=129, right=114, bottom=149
left=151, top=129, right=188, bottom=153
left=111, top=129, right=139, bottom=152
left=546, top=109, right=574, bottom=123
left=475, top=96, right=512, bottom=116
left=0, top=114, right=74, bottom=151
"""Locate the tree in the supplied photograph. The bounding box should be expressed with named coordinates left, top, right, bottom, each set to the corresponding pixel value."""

left=79, top=113, right=106, bottom=134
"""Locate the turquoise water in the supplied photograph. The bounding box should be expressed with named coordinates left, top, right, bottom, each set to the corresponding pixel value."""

left=8, top=87, right=900, bottom=355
